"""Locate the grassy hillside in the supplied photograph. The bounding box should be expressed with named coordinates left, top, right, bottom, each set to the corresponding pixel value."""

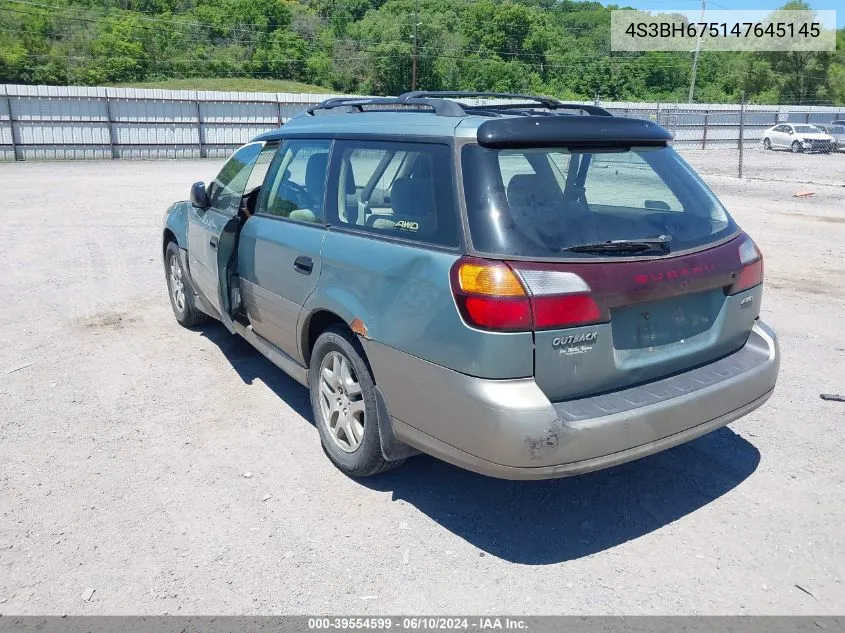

left=111, top=78, right=334, bottom=94
left=2, top=0, right=843, bottom=104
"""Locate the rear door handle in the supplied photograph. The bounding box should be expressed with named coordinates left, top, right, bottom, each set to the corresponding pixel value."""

left=293, top=256, right=313, bottom=275
left=209, top=237, right=218, bottom=250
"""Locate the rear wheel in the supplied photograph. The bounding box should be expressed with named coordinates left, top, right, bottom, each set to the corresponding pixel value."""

left=309, top=326, right=404, bottom=477
left=164, top=241, right=208, bottom=328
left=791, top=140, right=803, bottom=153
left=763, top=138, right=772, bottom=150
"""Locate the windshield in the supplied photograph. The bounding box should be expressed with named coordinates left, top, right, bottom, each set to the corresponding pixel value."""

left=461, top=145, right=737, bottom=258
left=825, top=126, right=845, bottom=134
left=794, top=125, right=820, bottom=133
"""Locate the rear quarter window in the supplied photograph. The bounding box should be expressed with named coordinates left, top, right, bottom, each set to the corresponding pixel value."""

left=327, top=140, right=459, bottom=248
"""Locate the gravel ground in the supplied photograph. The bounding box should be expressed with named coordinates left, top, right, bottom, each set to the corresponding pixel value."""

left=0, top=160, right=843, bottom=615
left=678, top=145, right=845, bottom=186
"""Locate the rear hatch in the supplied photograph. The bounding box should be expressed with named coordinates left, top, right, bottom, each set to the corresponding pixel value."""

left=459, top=124, right=764, bottom=401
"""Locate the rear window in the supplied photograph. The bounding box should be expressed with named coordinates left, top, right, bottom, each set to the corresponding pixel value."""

left=461, top=145, right=737, bottom=258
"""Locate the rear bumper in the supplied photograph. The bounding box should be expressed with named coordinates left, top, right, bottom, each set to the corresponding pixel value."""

left=366, top=321, right=779, bottom=480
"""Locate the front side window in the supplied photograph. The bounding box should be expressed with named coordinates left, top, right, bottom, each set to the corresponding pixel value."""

left=207, top=142, right=264, bottom=215
left=258, top=139, right=332, bottom=224
left=241, top=142, right=279, bottom=214
left=462, top=144, right=737, bottom=259
left=330, top=141, right=459, bottom=247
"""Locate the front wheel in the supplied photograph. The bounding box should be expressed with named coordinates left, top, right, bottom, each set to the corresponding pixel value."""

left=791, top=140, right=803, bottom=153
left=763, top=138, right=772, bottom=150
left=164, top=241, right=208, bottom=328
left=309, top=326, right=404, bottom=477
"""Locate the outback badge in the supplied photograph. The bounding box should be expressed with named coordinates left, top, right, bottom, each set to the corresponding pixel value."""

left=552, top=331, right=598, bottom=356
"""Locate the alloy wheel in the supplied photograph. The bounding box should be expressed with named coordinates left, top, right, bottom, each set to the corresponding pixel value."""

left=169, top=253, right=186, bottom=314
left=318, top=351, right=366, bottom=452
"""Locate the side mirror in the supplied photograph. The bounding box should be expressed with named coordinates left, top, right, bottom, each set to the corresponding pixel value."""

left=190, top=181, right=209, bottom=208
left=787, top=130, right=794, bottom=135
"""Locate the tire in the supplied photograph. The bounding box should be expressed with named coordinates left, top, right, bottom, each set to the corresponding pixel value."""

left=309, top=326, right=404, bottom=477
left=164, top=241, right=209, bottom=328
left=791, top=140, right=802, bottom=153
left=763, top=138, right=772, bottom=150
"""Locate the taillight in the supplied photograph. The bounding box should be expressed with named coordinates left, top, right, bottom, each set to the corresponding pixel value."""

left=450, top=258, right=531, bottom=331
left=450, top=257, right=606, bottom=332
left=729, top=235, right=764, bottom=294
left=532, top=295, right=602, bottom=329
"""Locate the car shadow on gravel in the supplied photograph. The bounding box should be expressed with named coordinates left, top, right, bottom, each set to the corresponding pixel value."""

left=198, top=322, right=314, bottom=422
left=362, top=427, right=760, bottom=565
left=198, top=324, right=760, bottom=566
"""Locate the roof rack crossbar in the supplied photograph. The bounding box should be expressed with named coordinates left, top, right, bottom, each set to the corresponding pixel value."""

left=305, top=96, right=465, bottom=117
left=467, top=102, right=612, bottom=117
left=399, top=91, right=612, bottom=117
left=399, top=91, right=561, bottom=109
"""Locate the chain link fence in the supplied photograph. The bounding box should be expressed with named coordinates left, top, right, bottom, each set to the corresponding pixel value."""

left=2, top=84, right=844, bottom=186
left=603, top=102, right=845, bottom=187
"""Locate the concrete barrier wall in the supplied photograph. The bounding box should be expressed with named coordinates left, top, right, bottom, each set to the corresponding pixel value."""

left=2, top=84, right=844, bottom=160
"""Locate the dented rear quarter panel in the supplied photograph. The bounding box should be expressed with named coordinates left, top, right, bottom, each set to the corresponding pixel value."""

left=305, top=229, right=534, bottom=380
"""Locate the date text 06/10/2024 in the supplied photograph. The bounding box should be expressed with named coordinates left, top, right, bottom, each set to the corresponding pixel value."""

left=307, top=617, right=529, bottom=630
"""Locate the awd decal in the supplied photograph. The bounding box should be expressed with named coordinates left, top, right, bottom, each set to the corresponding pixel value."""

left=394, top=220, right=419, bottom=231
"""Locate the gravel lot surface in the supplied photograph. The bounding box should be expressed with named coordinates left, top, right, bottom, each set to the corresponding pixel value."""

left=678, top=145, right=845, bottom=186
left=0, top=160, right=843, bottom=615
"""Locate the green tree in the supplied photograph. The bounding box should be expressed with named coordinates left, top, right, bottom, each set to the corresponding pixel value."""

left=251, top=29, right=308, bottom=80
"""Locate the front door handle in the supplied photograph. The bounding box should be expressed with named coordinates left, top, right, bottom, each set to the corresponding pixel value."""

left=209, top=237, right=218, bottom=250
left=293, top=255, right=313, bottom=275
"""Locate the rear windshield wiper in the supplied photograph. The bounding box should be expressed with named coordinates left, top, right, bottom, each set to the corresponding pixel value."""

left=561, top=235, right=672, bottom=255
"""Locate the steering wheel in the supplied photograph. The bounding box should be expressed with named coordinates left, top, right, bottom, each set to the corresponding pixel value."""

left=279, top=181, right=311, bottom=208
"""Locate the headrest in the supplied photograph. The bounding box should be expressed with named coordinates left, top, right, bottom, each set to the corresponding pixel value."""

left=305, top=153, right=329, bottom=202
left=506, top=174, right=555, bottom=211
left=391, top=177, right=434, bottom=219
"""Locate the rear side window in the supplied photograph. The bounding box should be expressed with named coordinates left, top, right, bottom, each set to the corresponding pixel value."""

left=462, top=144, right=737, bottom=258
left=328, top=141, right=459, bottom=247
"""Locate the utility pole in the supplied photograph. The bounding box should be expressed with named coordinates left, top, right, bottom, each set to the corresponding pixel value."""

left=738, top=91, right=746, bottom=179
left=688, top=0, right=706, bottom=103
left=411, top=0, right=420, bottom=91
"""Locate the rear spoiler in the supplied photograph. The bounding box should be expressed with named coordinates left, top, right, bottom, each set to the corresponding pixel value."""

left=476, top=116, right=672, bottom=149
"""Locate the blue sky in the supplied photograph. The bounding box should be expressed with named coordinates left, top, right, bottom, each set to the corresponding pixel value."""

left=599, top=1, right=843, bottom=27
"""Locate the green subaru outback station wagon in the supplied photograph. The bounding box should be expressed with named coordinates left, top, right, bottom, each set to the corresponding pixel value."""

left=162, top=91, right=780, bottom=479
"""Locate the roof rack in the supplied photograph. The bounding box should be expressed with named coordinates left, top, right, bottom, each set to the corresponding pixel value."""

left=305, top=96, right=465, bottom=117
left=400, top=91, right=561, bottom=109
left=303, top=91, right=613, bottom=118
left=399, top=91, right=613, bottom=117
